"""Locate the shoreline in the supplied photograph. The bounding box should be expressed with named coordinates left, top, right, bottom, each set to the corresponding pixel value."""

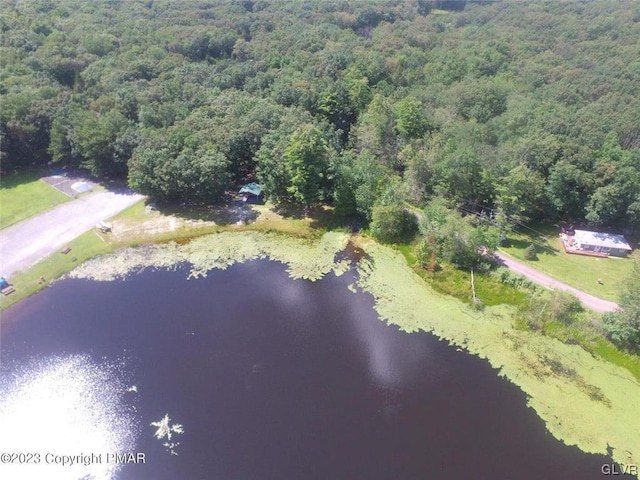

left=1, top=208, right=639, bottom=478
left=60, top=230, right=639, bottom=476
left=352, top=236, right=639, bottom=475
left=0, top=201, right=320, bottom=311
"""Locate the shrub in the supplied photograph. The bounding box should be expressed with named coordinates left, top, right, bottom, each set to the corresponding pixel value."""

left=523, top=243, right=537, bottom=260
left=370, top=204, right=418, bottom=244
left=601, top=252, right=640, bottom=352
left=490, top=267, right=537, bottom=291
left=517, top=290, right=583, bottom=329
left=602, top=313, right=640, bottom=352
left=415, top=235, right=438, bottom=272
left=547, top=290, right=583, bottom=325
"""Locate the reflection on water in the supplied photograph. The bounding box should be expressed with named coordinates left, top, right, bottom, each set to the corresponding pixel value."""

left=0, top=355, right=138, bottom=480
left=0, top=260, right=612, bottom=479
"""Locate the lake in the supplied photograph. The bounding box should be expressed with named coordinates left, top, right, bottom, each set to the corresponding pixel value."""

left=0, top=259, right=611, bottom=479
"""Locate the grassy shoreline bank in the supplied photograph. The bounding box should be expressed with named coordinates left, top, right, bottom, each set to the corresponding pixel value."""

left=3, top=198, right=638, bottom=381
left=2, top=200, right=638, bottom=383
left=391, top=242, right=640, bottom=383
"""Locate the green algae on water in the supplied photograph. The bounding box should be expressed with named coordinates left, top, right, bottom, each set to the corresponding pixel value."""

left=69, top=231, right=639, bottom=476
left=68, top=231, right=349, bottom=282
left=354, top=239, right=640, bottom=473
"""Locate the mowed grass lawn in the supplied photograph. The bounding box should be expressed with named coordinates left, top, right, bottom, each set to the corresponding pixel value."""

left=0, top=170, right=70, bottom=229
left=500, top=222, right=634, bottom=302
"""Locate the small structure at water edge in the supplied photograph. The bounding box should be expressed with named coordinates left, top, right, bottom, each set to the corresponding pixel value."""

left=238, top=183, right=264, bottom=204
left=561, top=229, right=632, bottom=257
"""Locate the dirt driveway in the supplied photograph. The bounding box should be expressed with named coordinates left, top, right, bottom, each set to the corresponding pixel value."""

left=0, top=189, right=144, bottom=277
left=495, top=251, right=618, bottom=313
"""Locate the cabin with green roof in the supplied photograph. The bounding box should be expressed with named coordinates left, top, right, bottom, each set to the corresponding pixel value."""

left=239, top=183, right=264, bottom=204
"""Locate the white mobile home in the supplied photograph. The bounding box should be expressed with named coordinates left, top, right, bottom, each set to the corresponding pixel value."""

left=573, top=230, right=632, bottom=257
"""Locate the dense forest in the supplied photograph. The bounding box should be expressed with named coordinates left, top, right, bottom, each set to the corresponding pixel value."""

left=2, top=0, right=640, bottom=234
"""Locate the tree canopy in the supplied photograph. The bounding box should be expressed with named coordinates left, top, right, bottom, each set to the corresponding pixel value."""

left=1, top=0, right=639, bottom=236
left=603, top=252, right=640, bottom=352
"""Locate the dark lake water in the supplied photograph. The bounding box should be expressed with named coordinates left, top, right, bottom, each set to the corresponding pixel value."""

left=0, top=260, right=612, bottom=479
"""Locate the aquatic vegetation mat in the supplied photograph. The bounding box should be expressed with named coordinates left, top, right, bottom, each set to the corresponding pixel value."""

left=68, top=232, right=640, bottom=475
left=353, top=238, right=639, bottom=473
left=68, top=231, right=350, bottom=282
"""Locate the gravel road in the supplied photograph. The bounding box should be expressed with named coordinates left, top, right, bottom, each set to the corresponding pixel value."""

left=494, top=251, right=618, bottom=313
left=0, top=189, right=144, bottom=277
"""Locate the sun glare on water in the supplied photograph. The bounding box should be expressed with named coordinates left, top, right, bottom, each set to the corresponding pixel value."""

left=0, top=354, right=139, bottom=480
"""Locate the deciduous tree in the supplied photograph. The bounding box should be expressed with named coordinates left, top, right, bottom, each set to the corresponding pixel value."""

left=284, top=124, right=330, bottom=206
left=603, top=252, right=640, bottom=352
left=370, top=203, right=418, bottom=244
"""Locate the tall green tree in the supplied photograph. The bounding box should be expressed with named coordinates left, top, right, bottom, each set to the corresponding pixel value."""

left=394, top=96, right=428, bottom=139
left=545, top=160, right=592, bottom=219
left=603, top=252, right=640, bottom=352
left=128, top=126, right=230, bottom=203
left=70, top=108, right=130, bottom=177
left=496, top=164, right=546, bottom=224
left=255, top=129, right=293, bottom=204
left=434, top=139, right=492, bottom=210
left=356, top=93, right=398, bottom=169
left=418, top=198, right=499, bottom=270
left=284, top=124, right=330, bottom=206
left=353, top=151, right=391, bottom=221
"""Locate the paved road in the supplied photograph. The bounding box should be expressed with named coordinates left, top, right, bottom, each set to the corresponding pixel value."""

left=0, top=190, right=144, bottom=277
left=495, top=251, right=618, bottom=313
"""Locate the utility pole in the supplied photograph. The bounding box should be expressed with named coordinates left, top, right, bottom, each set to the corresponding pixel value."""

left=470, top=267, right=477, bottom=304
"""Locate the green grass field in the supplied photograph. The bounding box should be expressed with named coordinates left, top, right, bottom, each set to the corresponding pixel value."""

left=0, top=170, right=70, bottom=229
left=500, top=222, right=633, bottom=302
left=393, top=243, right=530, bottom=308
